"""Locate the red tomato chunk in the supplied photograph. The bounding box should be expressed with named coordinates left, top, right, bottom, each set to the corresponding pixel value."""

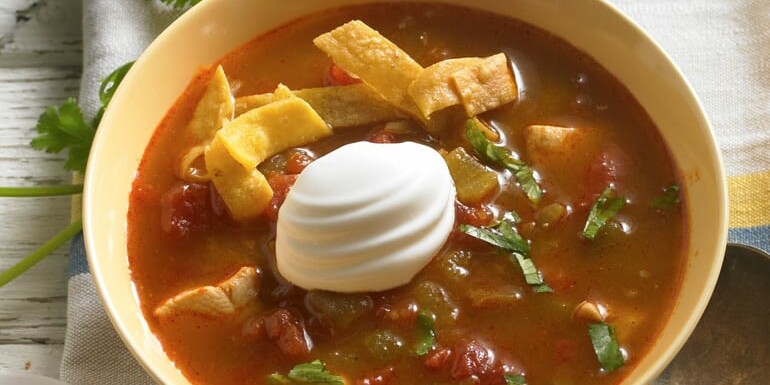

left=160, top=183, right=211, bottom=238
left=325, top=63, right=361, bottom=86
left=450, top=339, right=505, bottom=384
left=264, top=173, right=299, bottom=221
left=262, top=309, right=312, bottom=360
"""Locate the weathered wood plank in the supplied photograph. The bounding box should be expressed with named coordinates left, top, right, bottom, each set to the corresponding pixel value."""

left=0, top=0, right=82, bottom=68
left=0, top=344, right=63, bottom=377
left=0, top=0, right=82, bottom=378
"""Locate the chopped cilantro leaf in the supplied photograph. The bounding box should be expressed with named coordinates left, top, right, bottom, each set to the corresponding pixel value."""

left=466, top=119, right=543, bottom=204
left=460, top=219, right=529, bottom=255
left=30, top=98, right=94, bottom=173
left=588, top=322, right=626, bottom=372
left=512, top=253, right=542, bottom=285
left=414, top=310, right=436, bottom=356
left=460, top=218, right=551, bottom=292
left=582, top=186, right=627, bottom=240
left=505, top=373, right=528, bottom=385
left=266, top=360, right=345, bottom=384
left=650, top=184, right=680, bottom=210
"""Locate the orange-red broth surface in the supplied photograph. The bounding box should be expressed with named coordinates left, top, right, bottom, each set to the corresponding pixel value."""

left=128, top=4, right=687, bottom=385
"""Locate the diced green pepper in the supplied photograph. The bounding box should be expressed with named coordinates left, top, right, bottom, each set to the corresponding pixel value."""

left=305, top=291, right=373, bottom=330
left=443, top=147, right=499, bottom=204
left=414, top=281, right=459, bottom=325
left=365, top=329, right=405, bottom=361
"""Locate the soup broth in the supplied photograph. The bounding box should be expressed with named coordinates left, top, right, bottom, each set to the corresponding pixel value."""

left=128, top=3, right=687, bottom=385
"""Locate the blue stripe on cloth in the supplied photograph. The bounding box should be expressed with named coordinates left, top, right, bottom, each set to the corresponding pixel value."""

left=68, top=232, right=89, bottom=277
left=728, top=225, right=770, bottom=254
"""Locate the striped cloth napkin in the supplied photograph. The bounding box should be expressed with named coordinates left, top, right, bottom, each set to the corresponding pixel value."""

left=59, top=0, right=769, bottom=384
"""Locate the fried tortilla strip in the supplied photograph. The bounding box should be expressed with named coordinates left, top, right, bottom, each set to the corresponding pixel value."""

left=235, top=83, right=403, bottom=128
left=450, top=53, right=518, bottom=117
left=271, top=83, right=295, bottom=100
left=218, top=95, right=332, bottom=170
left=188, top=65, right=234, bottom=140
left=235, top=93, right=274, bottom=113
left=231, top=84, right=295, bottom=115
left=154, top=266, right=259, bottom=319
left=408, top=57, right=484, bottom=117
left=205, top=137, right=272, bottom=221
left=313, top=20, right=425, bottom=122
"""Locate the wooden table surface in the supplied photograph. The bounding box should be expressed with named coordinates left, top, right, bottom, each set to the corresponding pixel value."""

left=0, top=0, right=82, bottom=378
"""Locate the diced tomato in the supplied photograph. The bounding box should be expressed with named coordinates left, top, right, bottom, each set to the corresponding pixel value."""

left=263, top=173, right=299, bottom=222
left=455, top=201, right=494, bottom=227
left=262, top=309, right=312, bottom=359
left=365, top=125, right=397, bottom=144
left=160, top=183, right=211, bottom=238
left=450, top=338, right=505, bottom=384
left=324, top=63, right=361, bottom=86
left=356, top=366, right=397, bottom=385
left=424, top=346, right=453, bottom=370
left=286, top=150, right=315, bottom=174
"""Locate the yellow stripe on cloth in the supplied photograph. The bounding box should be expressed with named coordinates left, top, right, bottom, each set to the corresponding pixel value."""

left=728, top=170, right=770, bottom=228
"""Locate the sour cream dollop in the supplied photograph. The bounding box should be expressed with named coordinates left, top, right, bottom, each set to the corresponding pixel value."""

left=276, top=141, right=456, bottom=292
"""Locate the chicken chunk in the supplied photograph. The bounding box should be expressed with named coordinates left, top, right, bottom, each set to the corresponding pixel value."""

left=525, top=125, right=579, bottom=166
left=154, top=266, right=260, bottom=319
left=525, top=124, right=604, bottom=192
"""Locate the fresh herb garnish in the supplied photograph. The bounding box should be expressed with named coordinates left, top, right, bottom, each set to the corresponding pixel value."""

left=414, top=309, right=436, bottom=356
left=0, top=61, right=134, bottom=287
left=159, top=0, right=203, bottom=9
left=465, top=119, right=543, bottom=204
left=512, top=253, right=542, bottom=285
left=649, top=184, right=680, bottom=210
left=460, top=221, right=529, bottom=256
left=460, top=217, right=551, bottom=292
left=582, top=186, right=626, bottom=240
left=504, top=373, right=528, bottom=385
left=588, top=322, right=626, bottom=372
left=92, top=61, right=134, bottom=127
left=30, top=98, right=94, bottom=173
left=266, top=360, right=345, bottom=384
left=30, top=61, right=134, bottom=174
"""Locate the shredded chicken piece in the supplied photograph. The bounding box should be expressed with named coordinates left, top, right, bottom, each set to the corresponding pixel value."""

left=154, top=266, right=260, bottom=319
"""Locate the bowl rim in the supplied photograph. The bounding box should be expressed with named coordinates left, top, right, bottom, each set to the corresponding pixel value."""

left=83, top=0, right=728, bottom=384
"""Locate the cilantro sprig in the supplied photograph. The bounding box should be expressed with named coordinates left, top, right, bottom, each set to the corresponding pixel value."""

left=460, top=216, right=551, bottom=292
left=30, top=98, right=94, bottom=173
left=266, top=360, right=345, bottom=384
left=0, top=61, right=134, bottom=287
left=582, top=185, right=627, bottom=240
left=465, top=119, right=543, bottom=204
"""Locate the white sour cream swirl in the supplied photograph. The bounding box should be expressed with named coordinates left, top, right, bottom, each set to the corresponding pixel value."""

left=276, top=141, right=456, bottom=292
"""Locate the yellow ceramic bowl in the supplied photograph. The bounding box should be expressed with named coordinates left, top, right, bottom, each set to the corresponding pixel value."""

left=84, top=0, right=728, bottom=384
